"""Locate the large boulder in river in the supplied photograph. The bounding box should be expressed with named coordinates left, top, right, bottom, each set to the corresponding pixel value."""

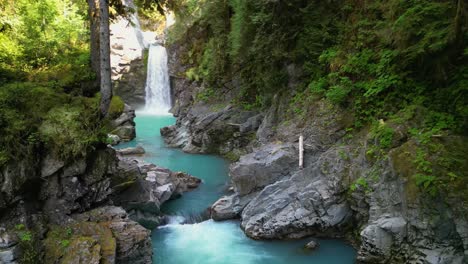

left=211, top=193, right=256, bottom=221
left=240, top=146, right=353, bottom=239
left=230, top=143, right=298, bottom=196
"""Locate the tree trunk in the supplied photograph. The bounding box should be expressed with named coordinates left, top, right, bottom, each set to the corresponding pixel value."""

left=87, top=0, right=100, bottom=83
left=98, top=0, right=112, bottom=117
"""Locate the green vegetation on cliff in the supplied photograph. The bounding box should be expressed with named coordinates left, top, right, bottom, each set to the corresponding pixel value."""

left=168, top=0, right=467, bottom=197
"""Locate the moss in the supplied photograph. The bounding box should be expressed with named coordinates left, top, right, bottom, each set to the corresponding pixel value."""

left=44, top=222, right=116, bottom=264
left=223, top=152, right=240, bottom=162
left=108, top=95, right=125, bottom=119
left=389, top=141, right=420, bottom=202
left=14, top=224, right=40, bottom=264
left=389, top=137, right=468, bottom=202
left=38, top=102, right=105, bottom=161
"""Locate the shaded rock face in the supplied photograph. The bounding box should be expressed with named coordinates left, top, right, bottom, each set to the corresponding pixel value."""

left=0, top=143, right=202, bottom=263
left=0, top=147, right=120, bottom=226
left=161, top=104, right=260, bottom=155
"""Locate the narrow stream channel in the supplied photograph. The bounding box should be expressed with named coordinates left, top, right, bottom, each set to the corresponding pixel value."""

left=118, top=113, right=357, bottom=264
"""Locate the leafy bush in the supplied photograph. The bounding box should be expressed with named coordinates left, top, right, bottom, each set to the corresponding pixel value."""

left=39, top=96, right=107, bottom=160
left=0, top=82, right=111, bottom=166
left=370, top=121, right=395, bottom=149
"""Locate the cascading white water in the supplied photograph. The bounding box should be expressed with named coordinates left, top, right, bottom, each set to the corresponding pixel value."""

left=144, top=45, right=172, bottom=114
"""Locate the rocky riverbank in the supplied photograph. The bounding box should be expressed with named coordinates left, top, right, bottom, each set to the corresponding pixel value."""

left=161, top=38, right=468, bottom=264
left=0, top=105, right=200, bottom=264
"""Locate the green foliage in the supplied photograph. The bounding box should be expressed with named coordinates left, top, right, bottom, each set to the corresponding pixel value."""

left=195, top=87, right=215, bottom=102
left=350, top=177, right=370, bottom=193
left=39, top=98, right=106, bottom=160
left=60, top=239, right=71, bottom=248
left=223, top=151, right=240, bottom=162
left=0, top=0, right=91, bottom=85
left=0, top=82, right=109, bottom=166
left=14, top=224, right=40, bottom=264
left=370, top=121, right=395, bottom=149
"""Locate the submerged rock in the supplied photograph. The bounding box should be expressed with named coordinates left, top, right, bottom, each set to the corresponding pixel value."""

left=304, top=240, right=319, bottom=250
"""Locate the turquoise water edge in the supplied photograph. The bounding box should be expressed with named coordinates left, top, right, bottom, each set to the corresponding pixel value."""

left=118, top=113, right=357, bottom=264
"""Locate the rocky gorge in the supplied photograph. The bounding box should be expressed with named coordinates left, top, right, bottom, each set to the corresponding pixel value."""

left=159, top=33, right=468, bottom=264
left=1, top=0, right=466, bottom=263
left=0, top=102, right=200, bottom=263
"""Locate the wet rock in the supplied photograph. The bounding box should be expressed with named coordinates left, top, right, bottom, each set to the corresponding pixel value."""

left=117, top=146, right=146, bottom=155
left=172, top=171, right=202, bottom=194
left=211, top=195, right=239, bottom=221
left=211, top=193, right=254, bottom=221
left=304, top=240, right=319, bottom=250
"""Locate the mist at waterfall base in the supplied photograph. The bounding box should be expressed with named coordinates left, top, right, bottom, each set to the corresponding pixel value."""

left=117, top=115, right=356, bottom=264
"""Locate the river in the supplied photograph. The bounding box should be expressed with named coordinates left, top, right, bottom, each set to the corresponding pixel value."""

left=117, top=113, right=357, bottom=264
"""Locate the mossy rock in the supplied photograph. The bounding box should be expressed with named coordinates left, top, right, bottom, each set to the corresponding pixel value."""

left=389, top=136, right=468, bottom=203
left=44, top=222, right=116, bottom=264
left=60, top=237, right=101, bottom=264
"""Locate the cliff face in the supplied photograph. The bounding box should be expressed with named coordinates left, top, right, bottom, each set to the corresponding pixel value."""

left=162, top=38, right=468, bottom=264
left=0, top=106, right=199, bottom=263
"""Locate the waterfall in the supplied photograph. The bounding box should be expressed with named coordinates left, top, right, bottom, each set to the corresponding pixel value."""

left=144, top=45, right=172, bottom=114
